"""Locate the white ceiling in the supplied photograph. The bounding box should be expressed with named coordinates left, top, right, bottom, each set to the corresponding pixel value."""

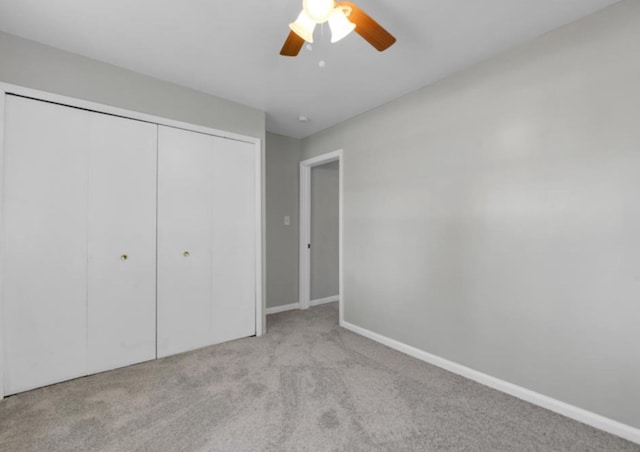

left=0, top=0, right=620, bottom=139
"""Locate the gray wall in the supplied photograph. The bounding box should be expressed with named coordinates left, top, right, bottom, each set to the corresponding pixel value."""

left=311, top=162, right=339, bottom=300
left=265, top=133, right=301, bottom=308
left=302, top=0, right=640, bottom=429
left=0, top=31, right=264, bottom=139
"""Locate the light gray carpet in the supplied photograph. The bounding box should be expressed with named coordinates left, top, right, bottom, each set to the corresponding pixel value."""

left=0, top=302, right=637, bottom=452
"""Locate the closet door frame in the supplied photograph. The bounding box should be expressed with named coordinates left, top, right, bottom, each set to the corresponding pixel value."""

left=0, top=88, right=6, bottom=400
left=0, top=83, right=264, bottom=400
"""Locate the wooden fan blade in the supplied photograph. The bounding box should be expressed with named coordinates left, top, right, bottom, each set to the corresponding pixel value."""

left=280, top=30, right=305, bottom=57
left=338, top=1, right=396, bottom=51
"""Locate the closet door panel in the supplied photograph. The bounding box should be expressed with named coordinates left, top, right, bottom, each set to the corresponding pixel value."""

left=87, top=115, right=157, bottom=374
left=157, top=126, right=213, bottom=358
left=210, top=139, right=256, bottom=344
left=3, top=96, right=89, bottom=395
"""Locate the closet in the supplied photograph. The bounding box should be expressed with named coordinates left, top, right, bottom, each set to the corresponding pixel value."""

left=1, top=94, right=259, bottom=396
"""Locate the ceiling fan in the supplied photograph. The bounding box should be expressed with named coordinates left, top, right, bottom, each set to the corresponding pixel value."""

left=280, top=0, right=396, bottom=56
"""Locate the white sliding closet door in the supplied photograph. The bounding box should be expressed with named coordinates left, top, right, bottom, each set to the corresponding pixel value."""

left=157, top=126, right=213, bottom=358
left=157, top=127, right=256, bottom=358
left=3, top=96, right=89, bottom=395
left=210, top=139, right=256, bottom=344
left=87, top=115, right=157, bottom=374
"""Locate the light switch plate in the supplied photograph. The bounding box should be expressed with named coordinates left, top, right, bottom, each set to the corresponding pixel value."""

left=284, top=216, right=290, bottom=226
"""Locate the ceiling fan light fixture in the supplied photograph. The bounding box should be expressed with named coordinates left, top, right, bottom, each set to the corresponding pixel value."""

left=289, top=9, right=316, bottom=43
left=279, top=0, right=396, bottom=57
left=303, top=0, right=335, bottom=23
left=328, top=7, right=355, bottom=43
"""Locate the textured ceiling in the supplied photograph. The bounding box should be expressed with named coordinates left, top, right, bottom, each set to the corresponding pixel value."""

left=0, top=0, right=621, bottom=138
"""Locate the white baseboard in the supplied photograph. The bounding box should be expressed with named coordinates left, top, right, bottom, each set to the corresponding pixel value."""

left=266, top=297, right=339, bottom=315
left=265, top=303, right=300, bottom=315
left=340, top=320, right=640, bottom=445
left=310, top=295, right=339, bottom=307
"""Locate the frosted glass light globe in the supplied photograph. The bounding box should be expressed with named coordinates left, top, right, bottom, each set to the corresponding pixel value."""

left=289, top=9, right=316, bottom=43
left=329, top=7, right=355, bottom=43
left=303, top=0, right=335, bottom=23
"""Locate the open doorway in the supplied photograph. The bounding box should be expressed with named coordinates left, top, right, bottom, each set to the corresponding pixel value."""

left=299, top=150, right=343, bottom=324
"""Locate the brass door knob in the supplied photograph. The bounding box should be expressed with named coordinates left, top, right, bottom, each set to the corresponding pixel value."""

left=183, top=251, right=190, bottom=257
left=121, top=254, right=128, bottom=261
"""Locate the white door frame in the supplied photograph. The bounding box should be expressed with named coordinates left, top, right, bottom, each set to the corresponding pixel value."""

left=0, top=88, right=6, bottom=400
left=0, top=83, right=264, bottom=399
left=299, top=150, right=344, bottom=325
